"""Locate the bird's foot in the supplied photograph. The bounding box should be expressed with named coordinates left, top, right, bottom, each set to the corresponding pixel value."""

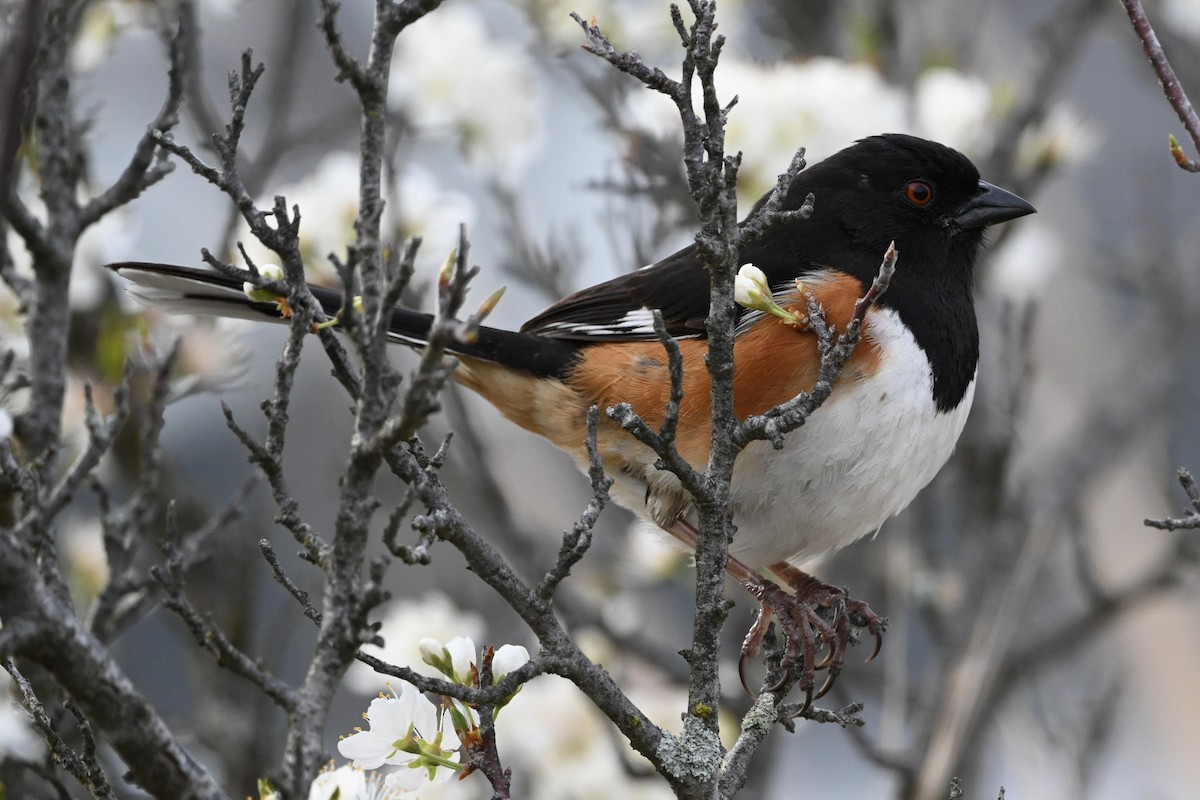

left=739, top=568, right=885, bottom=712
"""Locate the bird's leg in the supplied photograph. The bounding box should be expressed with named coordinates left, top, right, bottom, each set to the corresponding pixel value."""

left=662, top=519, right=884, bottom=710
left=765, top=562, right=885, bottom=701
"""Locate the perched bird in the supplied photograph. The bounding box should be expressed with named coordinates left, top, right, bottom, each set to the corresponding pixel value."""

left=110, top=133, right=1034, bottom=703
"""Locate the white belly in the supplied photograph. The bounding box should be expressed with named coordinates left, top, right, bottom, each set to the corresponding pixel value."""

left=726, top=308, right=974, bottom=567
left=599, top=307, right=975, bottom=569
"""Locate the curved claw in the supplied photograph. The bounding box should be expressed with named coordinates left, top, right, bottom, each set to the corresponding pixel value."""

left=739, top=653, right=757, bottom=698
left=812, top=670, right=838, bottom=702
left=741, top=568, right=885, bottom=706
left=797, top=683, right=815, bottom=716
left=765, top=671, right=789, bottom=694
left=766, top=643, right=800, bottom=694
left=814, top=640, right=836, bottom=671
left=865, top=629, right=884, bottom=663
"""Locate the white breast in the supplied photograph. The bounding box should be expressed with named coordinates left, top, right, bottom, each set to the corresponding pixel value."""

left=725, top=307, right=974, bottom=568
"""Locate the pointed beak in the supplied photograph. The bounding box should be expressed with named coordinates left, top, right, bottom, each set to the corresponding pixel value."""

left=952, top=180, right=1036, bottom=229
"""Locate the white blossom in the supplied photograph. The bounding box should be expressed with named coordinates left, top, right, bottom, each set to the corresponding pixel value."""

left=70, top=0, right=241, bottom=72
left=242, top=263, right=285, bottom=303
left=308, top=764, right=367, bottom=800
left=623, top=56, right=1091, bottom=207
left=443, top=637, right=477, bottom=685
left=621, top=521, right=689, bottom=582
left=733, top=264, right=806, bottom=325
left=70, top=1, right=149, bottom=73
left=491, top=644, right=530, bottom=683
left=494, top=676, right=674, bottom=800
left=627, top=57, right=908, bottom=200
left=1015, top=104, right=1100, bottom=175
left=389, top=6, right=542, bottom=180
left=530, top=0, right=704, bottom=57
left=912, top=67, right=992, bottom=152
left=733, top=263, right=770, bottom=308
left=308, top=763, right=415, bottom=800
left=236, top=154, right=471, bottom=294
left=62, top=516, right=109, bottom=602
left=338, top=683, right=461, bottom=785
left=347, top=594, right=485, bottom=693
left=419, top=635, right=477, bottom=685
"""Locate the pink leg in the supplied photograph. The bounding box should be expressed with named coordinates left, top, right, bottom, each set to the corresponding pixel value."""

left=664, top=520, right=886, bottom=711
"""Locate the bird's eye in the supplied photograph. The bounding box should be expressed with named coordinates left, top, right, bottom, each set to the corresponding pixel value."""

left=904, top=180, right=934, bottom=207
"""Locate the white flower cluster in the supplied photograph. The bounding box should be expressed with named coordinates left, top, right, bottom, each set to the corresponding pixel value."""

left=335, top=681, right=464, bottom=793
left=235, top=152, right=472, bottom=289
left=625, top=56, right=1094, bottom=202
left=389, top=5, right=543, bottom=181
left=320, top=594, right=531, bottom=798
left=489, top=674, right=679, bottom=800
left=321, top=592, right=687, bottom=798
left=417, top=635, right=529, bottom=690
left=347, top=593, right=485, bottom=693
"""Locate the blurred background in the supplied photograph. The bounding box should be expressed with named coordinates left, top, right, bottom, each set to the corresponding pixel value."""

left=4, top=0, right=1200, bottom=797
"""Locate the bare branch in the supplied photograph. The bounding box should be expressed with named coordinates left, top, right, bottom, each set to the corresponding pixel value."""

left=80, top=5, right=190, bottom=227
left=3, top=660, right=117, bottom=799
left=1145, top=467, right=1200, bottom=530
left=1120, top=0, right=1200, bottom=171
left=153, top=545, right=299, bottom=711
left=536, top=406, right=612, bottom=599
left=259, top=538, right=323, bottom=625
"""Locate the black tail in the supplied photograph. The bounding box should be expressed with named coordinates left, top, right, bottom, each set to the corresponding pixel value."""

left=107, top=262, right=580, bottom=379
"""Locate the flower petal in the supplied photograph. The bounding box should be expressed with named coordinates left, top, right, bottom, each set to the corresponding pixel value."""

left=443, top=636, right=477, bottom=684
left=336, top=730, right=391, bottom=770
left=492, top=644, right=530, bottom=682
left=365, top=694, right=413, bottom=742
left=383, top=765, right=428, bottom=792
left=307, top=765, right=366, bottom=800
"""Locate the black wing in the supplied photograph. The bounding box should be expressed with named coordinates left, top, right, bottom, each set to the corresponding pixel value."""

left=517, top=165, right=862, bottom=344
left=520, top=243, right=712, bottom=341
left=518, top=222, right=849, bottom=343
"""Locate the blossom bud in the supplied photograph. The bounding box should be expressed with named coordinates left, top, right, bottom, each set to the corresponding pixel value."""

left=733, top=264, right=770, bottom=309
left=242, top=263, right=285, bottom=303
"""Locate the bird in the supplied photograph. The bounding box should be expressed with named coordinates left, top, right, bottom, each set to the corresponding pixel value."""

left=109, top=133, right=1035, bottom=705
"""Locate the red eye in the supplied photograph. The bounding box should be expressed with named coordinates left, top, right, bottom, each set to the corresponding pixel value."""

left=904, top=180, right=934, bottom=207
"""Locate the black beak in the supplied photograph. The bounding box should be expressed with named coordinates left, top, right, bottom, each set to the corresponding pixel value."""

left=952, top=180, right=1036, bottom=229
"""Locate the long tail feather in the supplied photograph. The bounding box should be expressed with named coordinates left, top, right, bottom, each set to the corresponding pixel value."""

left=107, top=262, right=579, bottom=379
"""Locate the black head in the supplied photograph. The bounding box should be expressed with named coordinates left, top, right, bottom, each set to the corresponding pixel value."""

left=787, top=134, right=1034, bottom=264
left=757, top=133, right=1035, bottom=411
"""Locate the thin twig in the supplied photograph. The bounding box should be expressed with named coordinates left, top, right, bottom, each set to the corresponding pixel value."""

left=3, top=660, right=117, bottom=799
left=259, top=539, right=323, bottom=625
left=153, top=546, right=299, bottom=711
left=1120, top=0, right=1200, bottom=171
left=536, top=406, right=612, bottom=599
left=1145, top=467, right=1200, bottom=529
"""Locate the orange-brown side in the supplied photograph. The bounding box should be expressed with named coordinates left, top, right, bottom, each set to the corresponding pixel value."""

left=453, top=272, right=883, bottom=466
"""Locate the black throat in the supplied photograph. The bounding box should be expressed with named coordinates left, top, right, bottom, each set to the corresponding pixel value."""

left=743, top=215, right=983, bottom=414
left=869, top=232, right=981, bottom=413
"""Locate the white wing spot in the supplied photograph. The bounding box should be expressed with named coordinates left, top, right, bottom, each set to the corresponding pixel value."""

left=543, top=307, right=658, bottom=337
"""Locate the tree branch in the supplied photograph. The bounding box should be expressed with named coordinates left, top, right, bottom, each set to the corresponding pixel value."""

left=1120, top=0, right=1200, bottom=171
